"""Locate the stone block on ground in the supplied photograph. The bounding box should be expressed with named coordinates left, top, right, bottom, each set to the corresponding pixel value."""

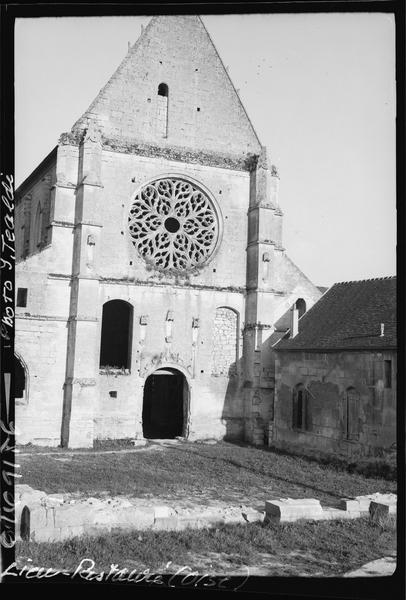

left=31, top=526, right=64, bottom=543
left=152, top=516, right=179, bottom=531
left=338, top=498, right=362, bottom=513
left=369, top=501, right=391, bottom=524
left=265, top=498, right=323, bottom=523
left=114, top=507, right=155, bottom=529
left=176, top=518, right=209, bottom=530
left=320, top=507, right=360, bottom=521
left=131, top=439, right=148, bottom=447
left=241, top=509, right=264, bottom=523
left=54, top=504, right=95, bottom=528
left=354, top=493, right=396, bottom=513
left=44, top=494, right=65, bottom=506
left=154, top=505, right=176, bottom=520
left=15, top=484, right=47, bottom=505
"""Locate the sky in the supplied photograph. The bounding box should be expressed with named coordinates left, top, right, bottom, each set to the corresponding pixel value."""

left=14, top=13, right=396, bottom=287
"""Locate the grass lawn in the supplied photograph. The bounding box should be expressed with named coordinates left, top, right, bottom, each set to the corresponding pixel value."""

left=16, top=516, right=396, bottom=577
left=18, top=441, right=396, bottom=507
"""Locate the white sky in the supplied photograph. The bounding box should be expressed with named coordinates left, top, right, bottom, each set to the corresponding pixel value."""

left=15, top=13, right=396, bottom=287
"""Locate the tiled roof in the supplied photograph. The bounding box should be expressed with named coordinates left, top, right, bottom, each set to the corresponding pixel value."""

left=276, top=277, right=396, bottom=351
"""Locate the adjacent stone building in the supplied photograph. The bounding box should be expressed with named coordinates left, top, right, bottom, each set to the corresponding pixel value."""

left=272, top=277, right=397, bottom=458
left=14, top=15, right=321, bottom=448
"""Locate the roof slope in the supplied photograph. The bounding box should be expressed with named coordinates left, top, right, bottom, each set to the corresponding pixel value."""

left=71, top=15, right=262, bottom=158
left=276, top=277, right=397, bottom=351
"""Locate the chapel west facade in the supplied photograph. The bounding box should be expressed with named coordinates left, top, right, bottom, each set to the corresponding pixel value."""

left=15, top=16, right=321, bottom=448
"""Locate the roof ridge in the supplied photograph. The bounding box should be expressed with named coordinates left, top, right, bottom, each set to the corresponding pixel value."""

left=334, top=276, right=396, bottom=285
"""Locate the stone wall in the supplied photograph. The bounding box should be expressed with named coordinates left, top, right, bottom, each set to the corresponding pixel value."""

left=90, top=283, right=246, bottom=444
left=272, top=350, right=397, bottom=458
left=71, top=16, right=261, bottom=159
left=15, top=162, right=56, bottom=262
left=98, top=151, right=250, bottom=288
left=211, top=307, right=238, bottom=376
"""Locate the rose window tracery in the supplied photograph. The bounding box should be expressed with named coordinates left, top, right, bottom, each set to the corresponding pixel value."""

left=128, top=178, right=219, bottom=272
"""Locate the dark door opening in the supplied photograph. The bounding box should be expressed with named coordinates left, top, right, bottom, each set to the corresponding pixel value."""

left=142, top=368, right=186, bottom=439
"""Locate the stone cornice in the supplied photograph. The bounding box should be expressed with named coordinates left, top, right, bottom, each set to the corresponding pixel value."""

left=15, top=314, right=67, bottom=321
left=50, top=220, right=75, bottom=229
left=47, top=272, right=246, bottom=294
left=99, top=277, right=246, bottom=294
left=59, top=131, right=259, bottom=172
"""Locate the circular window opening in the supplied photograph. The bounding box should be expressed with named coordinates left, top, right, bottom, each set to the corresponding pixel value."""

left=164, top=217, right=180, bottom=233
left=128, top=177, right=220, bottom=272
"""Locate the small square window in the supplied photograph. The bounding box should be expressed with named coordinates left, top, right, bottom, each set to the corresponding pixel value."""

left=17, top=288, right=28, bottom=307
left=109, top=391, right=117, bottom=398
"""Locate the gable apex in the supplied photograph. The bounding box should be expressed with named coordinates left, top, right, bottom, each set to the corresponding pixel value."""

left=71, top=15, right=262, bottom=159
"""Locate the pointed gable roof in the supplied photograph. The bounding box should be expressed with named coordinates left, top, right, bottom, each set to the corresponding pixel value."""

left=71, top=16, right=262, bottom=159
left=276, top=277, right=397, bottom=351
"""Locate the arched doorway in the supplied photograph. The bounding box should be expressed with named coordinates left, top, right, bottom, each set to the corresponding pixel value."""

left=142, top=368, right=188, bottom=439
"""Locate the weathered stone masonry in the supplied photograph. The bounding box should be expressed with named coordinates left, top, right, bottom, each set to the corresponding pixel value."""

left=14, top=15, right=321, bottom=447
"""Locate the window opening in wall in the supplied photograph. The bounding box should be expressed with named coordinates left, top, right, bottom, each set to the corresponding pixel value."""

left=17, top=288, right=28, bottom=308
left=15, top=355, right=26, bottom=400
left=346, top=387, right=360, bottom=440
left=384, top=360, right=392, bottom=389
left=18, top=225, right=25, bottom=259
left=99, top=300, right=133, bottom=370
left=34, top=203, right=43, bottom=249
left=157, top=83, right=169, bottom=137
left=129, top=177, right=219, bottom=272
left=158, top=83, right=168, bottom=97
left=292, top=385, right=311, bottom=431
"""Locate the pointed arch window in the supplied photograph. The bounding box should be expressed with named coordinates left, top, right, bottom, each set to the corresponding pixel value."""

left=292, top=384, right=311, bottom=431
left=34, top=203, right=43, bottom=249
left=156, top=82, right=168, bottom=138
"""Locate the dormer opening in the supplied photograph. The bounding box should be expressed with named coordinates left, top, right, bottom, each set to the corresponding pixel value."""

left=295, top=298, right=307, bottom=318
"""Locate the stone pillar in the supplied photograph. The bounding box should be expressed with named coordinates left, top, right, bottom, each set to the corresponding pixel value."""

left=244, top=147, right=285, bottom=445
left=49, top=143, right=79, bottom=274
left=61, top=123, right=103, bottom=448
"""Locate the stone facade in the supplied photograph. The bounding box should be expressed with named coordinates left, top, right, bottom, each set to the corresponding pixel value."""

left=272, top=350, right=397, bottom=458
left=14, top=16, right=321, bottom=448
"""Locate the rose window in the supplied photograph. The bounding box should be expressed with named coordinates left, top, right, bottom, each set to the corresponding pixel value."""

left=128, top=178, right=219, bottom=272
